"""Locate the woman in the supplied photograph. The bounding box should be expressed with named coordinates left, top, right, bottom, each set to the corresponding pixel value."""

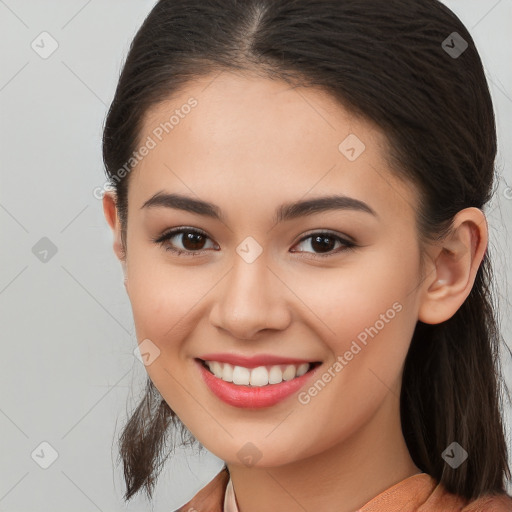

left=101, top=0, right=512, bottom=510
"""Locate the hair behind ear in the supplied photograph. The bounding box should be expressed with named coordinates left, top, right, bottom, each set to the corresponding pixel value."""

left=401, top=252, right=512, bottom=497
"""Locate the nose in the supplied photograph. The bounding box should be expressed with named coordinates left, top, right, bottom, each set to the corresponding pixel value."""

left=209, top=256, right=292, bottom=340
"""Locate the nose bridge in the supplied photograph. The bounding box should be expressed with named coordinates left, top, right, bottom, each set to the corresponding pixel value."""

left=210, top=247, right=290, bottom=339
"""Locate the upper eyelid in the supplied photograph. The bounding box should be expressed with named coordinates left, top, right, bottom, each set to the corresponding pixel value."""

left=154, top=226, right=355, bottom=248
left=154, top=226, right=210, bottom=243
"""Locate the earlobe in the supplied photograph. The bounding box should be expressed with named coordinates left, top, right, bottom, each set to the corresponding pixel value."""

left=418, top=208, right=488, bottom=325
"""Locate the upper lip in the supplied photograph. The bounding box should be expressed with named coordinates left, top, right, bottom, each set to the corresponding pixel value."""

left=197, top=353, right=318, bottom=368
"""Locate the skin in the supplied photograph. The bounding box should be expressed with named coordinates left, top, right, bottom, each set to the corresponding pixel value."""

left=103, top=71, right=488, bottom=512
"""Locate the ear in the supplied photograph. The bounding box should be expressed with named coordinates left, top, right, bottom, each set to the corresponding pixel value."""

left=102, top=191, right=127, bottom=280
left=418, top=207, right=488, bottom=325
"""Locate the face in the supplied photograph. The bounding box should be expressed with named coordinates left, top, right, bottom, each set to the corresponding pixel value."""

left=106, top=71, right=428, bottom=468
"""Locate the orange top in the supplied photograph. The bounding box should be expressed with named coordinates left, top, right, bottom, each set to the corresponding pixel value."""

left=173, top=466, right=512, bottom=512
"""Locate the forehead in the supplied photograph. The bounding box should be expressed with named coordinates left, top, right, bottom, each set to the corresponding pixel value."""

left=129, top=71, right=417, bottom=222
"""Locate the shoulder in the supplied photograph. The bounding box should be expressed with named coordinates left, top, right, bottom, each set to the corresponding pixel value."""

left=460, top=492, right=512, bottom=512
left=173, top=466, right=229, bottom=512
left=423, top=480, right=512, bottom=512
left=381, top=473, right=512, bottom=512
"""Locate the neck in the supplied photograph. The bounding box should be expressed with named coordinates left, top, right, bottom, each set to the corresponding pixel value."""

left=226, top=391, right=422, bottom=512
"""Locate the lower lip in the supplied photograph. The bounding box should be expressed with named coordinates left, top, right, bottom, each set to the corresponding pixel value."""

left=195, top=359, right=321, bottom=409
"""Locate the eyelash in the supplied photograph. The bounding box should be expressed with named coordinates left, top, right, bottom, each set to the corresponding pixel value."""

left=152, top=227, right=357, bottom=259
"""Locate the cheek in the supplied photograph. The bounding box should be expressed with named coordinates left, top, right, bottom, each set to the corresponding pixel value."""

left=284, top=284, right=417, bottom=461
left=127, top=264, right=199, bottom=343
left=290, top=250, right=420, bottom=410
left=291, top=251, right=417, bottom=348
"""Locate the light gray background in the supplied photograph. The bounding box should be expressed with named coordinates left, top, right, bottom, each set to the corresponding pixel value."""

left=0, top=1, right=511, bottom=510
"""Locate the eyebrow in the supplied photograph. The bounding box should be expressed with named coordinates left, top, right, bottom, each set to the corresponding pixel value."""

left=140, top=191, right=378, bottom=223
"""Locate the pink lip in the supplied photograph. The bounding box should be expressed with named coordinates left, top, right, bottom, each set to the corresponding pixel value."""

left=195, top=358, right=321, bottom=409
left=198, top=352, right=316, bottom=368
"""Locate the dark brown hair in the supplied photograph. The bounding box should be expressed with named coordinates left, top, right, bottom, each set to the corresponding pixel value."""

left=102, top=0, right=512, bottom=502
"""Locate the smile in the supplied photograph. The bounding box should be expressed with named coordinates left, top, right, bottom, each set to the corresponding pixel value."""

left=203, top=360, right=312, bottom=386
left=195, top=357, right=322, bottom=408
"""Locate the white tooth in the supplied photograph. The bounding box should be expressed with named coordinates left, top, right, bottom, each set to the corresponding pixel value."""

left=232, top=366, right=250, bottom=385
left=282, top=364, right=297, bottom=381
left=222, top=363, right=234, bottom=382
left=250, top=366, right=269, bottom=387
left=268, top=365, right=284, bottom=384
left=211, top=361, right=223, bottom=378
left=296, top=363, right=309, bottom=377
left=205, top=360, right=311, bottom=386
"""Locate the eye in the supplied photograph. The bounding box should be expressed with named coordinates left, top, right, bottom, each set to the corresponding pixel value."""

left=291, top=231, right=356, bottom=259
left=152, top=228, right=357, bottom=258
left=152, top=227, right=218, bottom=256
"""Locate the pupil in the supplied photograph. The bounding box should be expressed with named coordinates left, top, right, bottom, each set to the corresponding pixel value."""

left=183, top=232, right=205, bottom=250
left=311, top=235, right=334, bottom=253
